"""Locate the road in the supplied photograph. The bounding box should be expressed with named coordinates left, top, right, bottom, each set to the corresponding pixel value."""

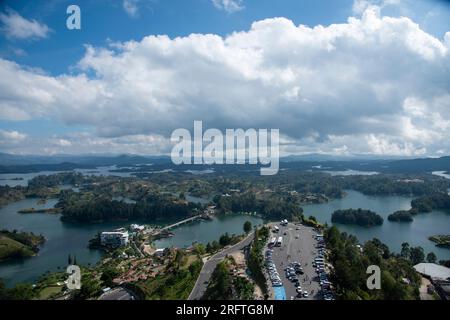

left=99, top=287, right=135, bottom=300
left=271, top=223, right=321, bottom=300
left=188, top=232, right=255, bottom=300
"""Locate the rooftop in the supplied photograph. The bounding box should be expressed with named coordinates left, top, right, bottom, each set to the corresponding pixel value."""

left=414, top=263, right=450, bottom=280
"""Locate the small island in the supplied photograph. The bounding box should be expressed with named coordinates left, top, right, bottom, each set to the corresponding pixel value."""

left=331, top=208, right=384, bottom=227
left=18, top=207, right=61, bottom=214
left=0, top=230, right=45, bottom=262
left=387, top=210, right=414, bottom=223
left=428, top=235, right=450, bottom=249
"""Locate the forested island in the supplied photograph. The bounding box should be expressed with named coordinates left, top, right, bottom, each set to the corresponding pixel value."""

left=387, top=193, right=450, bottom=223
left=331, top=209, right=384, bottom=227
left=387, top=210, right=414, bottom=222
left=428, top=235, right=450, bottom=249
left=57, top=190, right=200, bottom=223
left=0, top=230, right=45, bottom=262
left=410, top=193, right=450, bottom=213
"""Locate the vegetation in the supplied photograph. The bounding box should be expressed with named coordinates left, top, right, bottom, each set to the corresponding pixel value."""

left=0, top=230, right=45, bottom=262
left=426, top=252, right=437, bottom=263
left=243, top=221, right=252, bottom=234
left=205, top=233, right=243, bottom=254
left=410, top=193, right=450, bottom=214
left=133, top=252, right=203, bottom=300
left=325, top=227, right=420, bottom=300
left=58, top=190, right=201, bottom=223
left=331, top=209, right=384, bottom=227
left=203, top=257, right=254, bottom=300
left=428, top=235, right=450, bottom=249
left=247, top=226, right=269, bottom=298
left=214, top=192, right=303, bottom=221
left=0, top=279, right=37, bottom=300
left=388, top=210, right=414, bottom=223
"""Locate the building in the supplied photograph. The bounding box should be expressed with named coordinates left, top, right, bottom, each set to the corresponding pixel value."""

left=130, top=224, right=145, bottom=232
left=100, top=231, right=129, bottom=247
left=414, top=263, right=450, bottom=300
left=414, top=263, right=450, bottom=281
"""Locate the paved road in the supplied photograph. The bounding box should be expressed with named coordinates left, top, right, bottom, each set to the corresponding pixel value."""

left=99, top=287, right=135, bottom=300
left=188, top=232, right=255, bottom=300
left=271, top=223, right=321, bottom=300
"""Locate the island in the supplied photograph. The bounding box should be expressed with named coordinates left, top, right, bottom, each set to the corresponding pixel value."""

left=387, top=210, right=414, bottom=222
left=331, top=208, right=384, bottom=227
left=428, top=235, right=450, bottom=249
left=0, top=230, right=45, bottom=262
left=18, top=207, right=61, bottom=214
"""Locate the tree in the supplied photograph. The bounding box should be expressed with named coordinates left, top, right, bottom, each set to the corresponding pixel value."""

left=219, top=233, right=231, bottom=247
left=243, top=221, right=252, bottom=234
left=101, top=268, right=119, bottom=287
left=193, top=243, right=206, bottom=255
left=400, top=242, right=410, bottom=259
left=426, top=252, right=437, bottom=263
left=409, top=246, right=425, bottom=265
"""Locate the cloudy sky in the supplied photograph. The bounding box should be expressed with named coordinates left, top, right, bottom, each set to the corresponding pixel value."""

left=0, top=0, right=449, bottom=157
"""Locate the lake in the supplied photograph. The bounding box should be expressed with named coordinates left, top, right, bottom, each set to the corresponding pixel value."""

left=302, top=190, right=450, bottom=260
left=154, top=214, right=264, bottom=249
left=0, top=197, right=262, bottom=287
left=1, top=168, right=449, bottom=287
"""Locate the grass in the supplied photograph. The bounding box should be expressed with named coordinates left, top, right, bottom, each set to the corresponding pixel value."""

left=38, top=286, right=63, bottom=300
left=0, top=235, right=34, bottom=261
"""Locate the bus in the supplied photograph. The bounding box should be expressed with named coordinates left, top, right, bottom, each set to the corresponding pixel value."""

left=276, top=236, right=283, bottom=247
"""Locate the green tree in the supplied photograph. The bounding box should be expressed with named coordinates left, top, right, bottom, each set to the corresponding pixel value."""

left=409, top=246, right=425, bottom=265
left=243, top=221, right=252, bottom=234
left=101, top=267, right=120, bottom=287
left=400, top=242, right=410, bottom=259
left=426, top=252, right=437, bottom=263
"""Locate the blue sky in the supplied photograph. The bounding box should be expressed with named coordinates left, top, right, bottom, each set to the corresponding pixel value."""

left=0, top=0, right=449, bottom=156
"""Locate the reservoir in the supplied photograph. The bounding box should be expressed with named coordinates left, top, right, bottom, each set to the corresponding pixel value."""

left=1, top=171, right=449, bottom=287
left=0, top=197, right=262, bottom=287
left=302, top=190, right=450, bottom=260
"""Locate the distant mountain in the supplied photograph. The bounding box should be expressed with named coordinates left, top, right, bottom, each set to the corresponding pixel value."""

left=0, top=153, right=170, bottom=166
left=0, top=153, right=448, bottom=174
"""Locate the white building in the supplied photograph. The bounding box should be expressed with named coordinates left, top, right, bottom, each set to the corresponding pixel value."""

left=414, top=263, right=450, bottom=280
left=130, top=224, right=145, bottom=232
left=100, top=231, right=129, bottom=247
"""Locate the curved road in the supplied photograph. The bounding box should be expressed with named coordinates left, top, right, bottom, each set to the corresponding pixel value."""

left=188, top=232, right=255, bottom=300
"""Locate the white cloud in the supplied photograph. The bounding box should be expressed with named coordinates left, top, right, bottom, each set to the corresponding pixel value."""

left=212, top=0, right=244, bottom=13
left=0, top=9, right=50, bottom=40
left=122, top=0, right=155, bottom=18
left=0, top=8, right=449, bottom=156
left=123, top=0, right=139, bottom=17
left=0, top=130, right=27, bottom=146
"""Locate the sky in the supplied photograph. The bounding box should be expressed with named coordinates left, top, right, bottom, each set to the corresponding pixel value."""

left=0, top=0, right=449, bottom=157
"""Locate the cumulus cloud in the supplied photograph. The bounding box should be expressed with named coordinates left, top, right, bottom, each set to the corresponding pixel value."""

left=0, top=130, right=27, bottom=147
left=212, top=0, right=244, bottom=13
left=0, top=9, right=50, bottom=40
left=0, top=7, right=449, bottom=156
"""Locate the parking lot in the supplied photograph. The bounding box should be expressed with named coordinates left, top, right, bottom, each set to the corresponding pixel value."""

left=265, top=221, right=333, bottom=300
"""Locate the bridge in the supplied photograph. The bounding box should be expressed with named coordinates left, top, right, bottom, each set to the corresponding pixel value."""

left=161, top=214, right=209, bottom=231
